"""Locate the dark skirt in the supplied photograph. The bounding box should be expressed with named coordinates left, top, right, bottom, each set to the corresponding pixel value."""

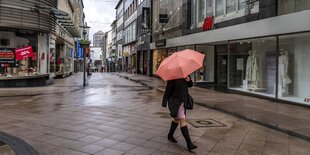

left=168, top=97, right=183, bottom=118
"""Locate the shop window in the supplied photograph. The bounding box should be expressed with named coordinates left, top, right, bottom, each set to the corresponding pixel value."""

left=0, top=30, right=40, bottom=78
left=278, top=32, right=310, bottom=105
left=229, top=37, right=277, bottom=98
left=216, top=0, right=224, bottom=16
left=152, top=49, right=167, bottom=75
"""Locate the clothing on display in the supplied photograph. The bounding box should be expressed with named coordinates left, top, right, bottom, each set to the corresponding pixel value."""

left=278, top=50, right=291, bottom=97
left=245, top=50, right=259, bottom=88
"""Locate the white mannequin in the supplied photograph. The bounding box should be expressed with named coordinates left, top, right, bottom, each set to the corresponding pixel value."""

left=245, top=50, right=259, bottom=88
left=278, top=50, right=291, bottom=96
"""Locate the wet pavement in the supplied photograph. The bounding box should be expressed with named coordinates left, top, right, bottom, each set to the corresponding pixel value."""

left=0, top=73, right=310, bottom=155
left=117, top=73, right=310, bottom=142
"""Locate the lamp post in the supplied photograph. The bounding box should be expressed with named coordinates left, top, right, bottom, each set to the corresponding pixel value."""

left=80, top=25, right=91, bottom=87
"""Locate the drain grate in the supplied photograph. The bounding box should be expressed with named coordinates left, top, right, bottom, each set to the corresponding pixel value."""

left=188, top=119, right=226, bottom=128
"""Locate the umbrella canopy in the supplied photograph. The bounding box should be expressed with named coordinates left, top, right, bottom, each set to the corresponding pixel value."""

left=155, top=49, right=205, bottom=81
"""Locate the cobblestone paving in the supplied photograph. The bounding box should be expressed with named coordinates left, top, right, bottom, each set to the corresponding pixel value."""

left=0, top=73, right=310, bottom=155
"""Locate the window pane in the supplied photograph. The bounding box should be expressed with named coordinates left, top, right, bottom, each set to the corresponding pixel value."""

left=239, top=0, right=246, bottom=10
left=278, top=32, right=310, bottom=106
left=229, top=37, right=277, bottom=98
left=198, top=0, right=206, bottom=23
left=216, top=0, right=224, bottom=16
left=206, top=0, right=213, bottom=16
left=226, top=0, right=236, bottom=13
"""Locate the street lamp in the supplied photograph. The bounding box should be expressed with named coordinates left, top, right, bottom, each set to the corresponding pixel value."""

left=80, top=25, right=91, bottom=87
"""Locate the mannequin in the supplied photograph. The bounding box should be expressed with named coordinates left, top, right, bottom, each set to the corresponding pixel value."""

left=278, top=50, right=291, bottom=96
left=245, top=50, right=259, bottom=88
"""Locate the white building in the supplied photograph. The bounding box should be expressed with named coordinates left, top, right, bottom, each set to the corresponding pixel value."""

left=90, top=47, right=102, bottom=69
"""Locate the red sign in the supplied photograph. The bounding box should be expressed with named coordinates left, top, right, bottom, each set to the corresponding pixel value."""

left=203, top=16, right=214, bottom=31
left=15, top=46, right=34, bottom=61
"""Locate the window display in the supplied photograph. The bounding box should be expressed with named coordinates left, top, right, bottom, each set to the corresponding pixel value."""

left=278, top=32, right=310, bottom=105
left=278, top=50, right=291, bottom=97
left=0, top=30, right=41, bottom=78
left=245, top=50, right=259, bottom=88
left=152, top=49, right=167, bottom=75
left=229, top=37, right=277, bottom=97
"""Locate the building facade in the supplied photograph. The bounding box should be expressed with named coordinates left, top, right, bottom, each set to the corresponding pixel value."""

left=93, top=30, right=105, bottom=47
left=115, top=0, right=125, bottom=72
left=0, top=0, right=84, bottom=87
left=136, top=0, right=151, bottom=75
left=123, top=0, right=138, bottom=73
left=53, top=0, right=82, bottom=78
left=148, top=0, right=310, bottom=106
left=111, top=20, right=118, bottom=71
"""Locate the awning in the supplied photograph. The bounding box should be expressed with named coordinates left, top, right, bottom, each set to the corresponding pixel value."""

left=51, top=8, right=81, bottom=38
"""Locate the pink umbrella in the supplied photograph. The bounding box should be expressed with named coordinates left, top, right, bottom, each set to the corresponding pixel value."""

left=155, top=49, right=205, bottom=81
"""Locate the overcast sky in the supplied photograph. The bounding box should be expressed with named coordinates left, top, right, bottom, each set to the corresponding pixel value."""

left=83, top=0, right=118, bottom=44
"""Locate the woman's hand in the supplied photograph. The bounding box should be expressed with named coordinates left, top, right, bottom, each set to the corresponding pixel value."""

left=185, top=76, right=191, bottom=82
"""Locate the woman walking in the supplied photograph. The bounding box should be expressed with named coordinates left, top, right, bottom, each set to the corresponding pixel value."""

left=162, top=76, right=197, bottom=151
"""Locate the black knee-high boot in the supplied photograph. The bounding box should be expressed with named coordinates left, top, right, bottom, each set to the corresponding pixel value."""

left=181, top=126, right=197, bottom=151
left=168, top=121, right=178, bottom=143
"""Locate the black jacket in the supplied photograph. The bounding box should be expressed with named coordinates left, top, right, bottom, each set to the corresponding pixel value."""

left=162, top=78, right=193, bottom=118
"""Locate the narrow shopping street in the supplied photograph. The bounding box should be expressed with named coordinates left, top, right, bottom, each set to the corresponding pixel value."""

left=0, top=73, right=310, bottom=155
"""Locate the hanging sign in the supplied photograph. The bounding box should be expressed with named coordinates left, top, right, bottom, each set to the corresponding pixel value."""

left=15, top=46, right=34, bottom=61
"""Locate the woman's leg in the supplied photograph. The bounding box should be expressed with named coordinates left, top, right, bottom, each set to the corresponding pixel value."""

left=168, top=118, right=179, bottom=143
left=179, top=118, right=197, bottom=151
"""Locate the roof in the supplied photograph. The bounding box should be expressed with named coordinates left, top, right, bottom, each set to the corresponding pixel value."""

left=94, top=30, right=105, bottom=35
left=52, top=8, right=80, bottom=38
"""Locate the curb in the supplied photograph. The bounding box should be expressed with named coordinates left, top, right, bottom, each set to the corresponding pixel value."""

left=0, top=87, right=84, bottom=98
left=117, top=73, right=310, bottom=142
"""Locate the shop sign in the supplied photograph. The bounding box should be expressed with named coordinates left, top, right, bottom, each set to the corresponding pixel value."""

left=15, top=46, right=34, bottom=61
left=203, top=16, right=214, bottom=31
left=155, top=39, right=166, bottom=47
left=130, top=45, right=136, bottom=54
left=142, top=7, right=150, bottom=31
left=0, top=48, right=15, bottom=67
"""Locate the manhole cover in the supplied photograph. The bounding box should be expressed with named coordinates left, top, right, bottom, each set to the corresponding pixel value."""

left=188, top=119, right=226, bottom=128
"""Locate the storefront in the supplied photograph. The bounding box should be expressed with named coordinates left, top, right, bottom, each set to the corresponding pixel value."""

left=150, top=9, right=310, bottom=106
left=228, top=32, right=310, bottom=106
left=152, top=49, right=167, bottom=76
left=54, top=27, right=75, bottom=78
left=0, top=29, right=50, bottom=87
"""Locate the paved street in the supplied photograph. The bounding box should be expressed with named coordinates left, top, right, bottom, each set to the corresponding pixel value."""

left=0, top=73, right=310, bottom=155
